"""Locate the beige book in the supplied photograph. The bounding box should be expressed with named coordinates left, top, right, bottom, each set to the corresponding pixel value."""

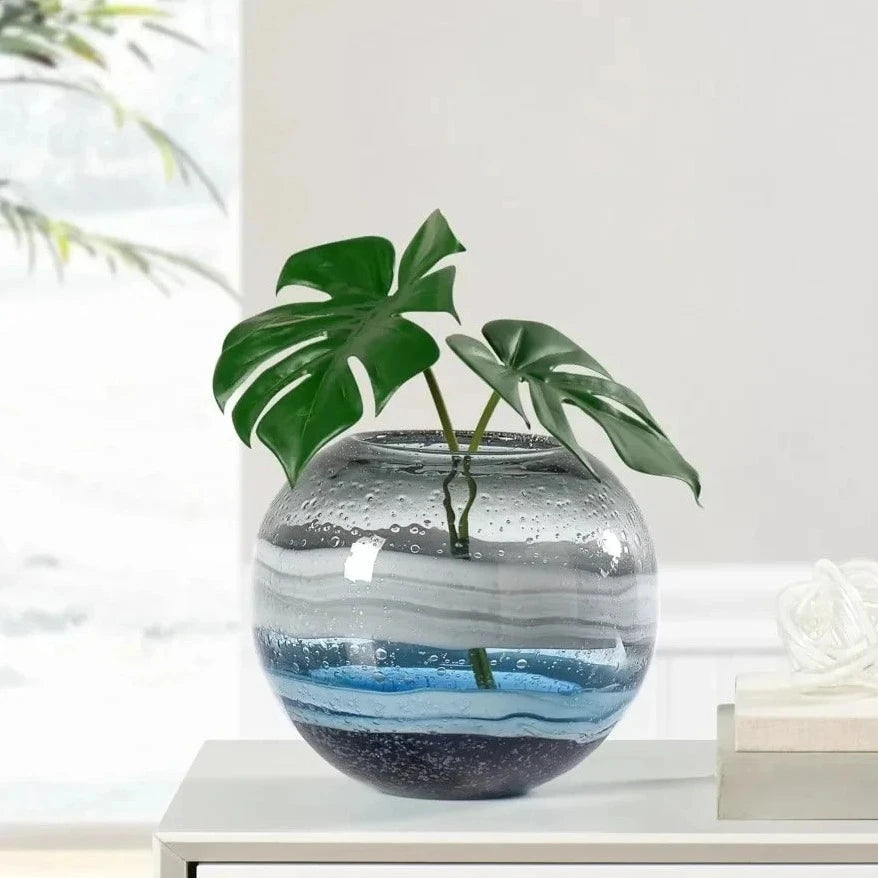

left=735, top=672, right=878, bottom=752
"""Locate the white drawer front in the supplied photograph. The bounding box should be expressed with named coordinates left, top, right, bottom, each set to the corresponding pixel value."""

left=198, top=867, right=878, bottom=877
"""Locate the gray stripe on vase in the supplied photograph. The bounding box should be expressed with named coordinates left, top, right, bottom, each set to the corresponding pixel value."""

left=253, top=543, right=656, bottom=649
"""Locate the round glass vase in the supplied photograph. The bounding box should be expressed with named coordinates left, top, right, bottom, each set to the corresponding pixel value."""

left=253, top=431, right=657, bottom=799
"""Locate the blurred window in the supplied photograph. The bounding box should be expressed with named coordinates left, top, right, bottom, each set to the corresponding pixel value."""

left=0, top=0, right=240, bottom=829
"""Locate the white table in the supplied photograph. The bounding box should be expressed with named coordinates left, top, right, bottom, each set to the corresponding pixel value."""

left=154, top=740, right=878, bottom=876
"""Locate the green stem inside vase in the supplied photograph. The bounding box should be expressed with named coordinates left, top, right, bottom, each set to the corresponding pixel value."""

left=467, top=647, right=496, bottom=689
left=426, top=374, right=497, bottom=690
left=457, top=389, right=499, bottom=551
left=440, top=462, right=496, bottom=690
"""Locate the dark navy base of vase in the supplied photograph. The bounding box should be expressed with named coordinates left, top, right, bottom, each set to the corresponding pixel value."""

left=295, top=722, right=604, bottom=799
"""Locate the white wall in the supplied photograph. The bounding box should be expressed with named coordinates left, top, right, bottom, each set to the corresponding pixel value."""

left=242, top=0, right=878, bottom=565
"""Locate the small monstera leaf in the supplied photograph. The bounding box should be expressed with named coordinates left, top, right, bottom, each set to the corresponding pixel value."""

left=447, top=320, right=701, bottom=500
left=213, top=210, right=465, bottom=485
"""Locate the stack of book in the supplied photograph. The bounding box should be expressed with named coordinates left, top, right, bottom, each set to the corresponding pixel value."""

left=717, top=674, right=878, bottom=819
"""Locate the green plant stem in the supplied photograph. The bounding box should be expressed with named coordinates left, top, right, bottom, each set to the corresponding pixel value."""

left=440, top=458, right=496, bottom=690
left=467, top=390, right=501, bottom=454
left=456, top=460, right=494, bottom=686
left=423, top=368, right=459, bottom=453
left=441, top=461, right=462, bottom=550
left=457, top=458, right=478, bottom=546
left=425, top=370, right=495, bottom=690
left=458, top=390, right=499, bottom=547
left=468, top=647, right=496, bottom=690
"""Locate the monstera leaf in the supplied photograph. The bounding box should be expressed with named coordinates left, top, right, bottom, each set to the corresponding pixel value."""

left=213, top=210, right=465, bottom=484
left=447, top=320, right=701, bottom=500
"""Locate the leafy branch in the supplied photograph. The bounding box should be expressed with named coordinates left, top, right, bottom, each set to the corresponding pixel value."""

left=0, top=195, right=236, bottom=296
left=0, top=0, right=230, bottom=291
left=0, top=74, right=224, bottom=208
left=0, top=1, right=192, bottom=70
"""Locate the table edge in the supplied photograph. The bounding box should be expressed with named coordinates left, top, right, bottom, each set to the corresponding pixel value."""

left=154, top=833, right=878, bottom=866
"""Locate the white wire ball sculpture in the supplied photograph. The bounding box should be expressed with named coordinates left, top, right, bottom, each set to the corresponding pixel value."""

left=777, top=559, right=878, bottom=691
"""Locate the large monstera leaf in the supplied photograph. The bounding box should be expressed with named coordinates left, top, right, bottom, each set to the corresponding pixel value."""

left=447, top=320, right=701, bottom=500
left=213, top=210, right=465, bottom=485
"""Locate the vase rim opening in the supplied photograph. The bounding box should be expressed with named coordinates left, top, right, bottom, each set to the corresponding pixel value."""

left=354, top=430, right=561, bottom=458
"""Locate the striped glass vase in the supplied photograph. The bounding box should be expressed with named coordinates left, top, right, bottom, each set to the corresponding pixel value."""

left=253, top=431, right=656, bottom=799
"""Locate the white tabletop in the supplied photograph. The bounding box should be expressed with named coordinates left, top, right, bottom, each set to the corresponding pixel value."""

left=155, top=740, right=878, bottom=865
